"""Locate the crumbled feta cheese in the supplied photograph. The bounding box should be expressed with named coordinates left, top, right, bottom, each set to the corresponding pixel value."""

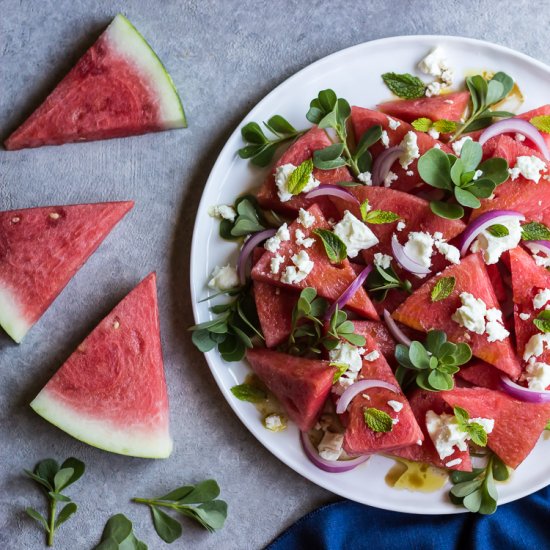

left=406, top=170, right=414, bottom=177
left=444, top=99, right=455, bottom=105
left=445, top=458, right=463, bottom=468
left=275, top=163, right=320, bottom=202
left=384, top=170, right=398, bottom=187
left=428, top=128, right=440, bottom=140
left=434, top=143, right=442, bottom=149
left=264, top=414, right=284, bottom=431
left=374, top=252, right=393, bottom=269
left=485, top=307, right=510, bottom=343
left=509, top=156, right=547, bottom=183
left=523, top=361, right=550, bottom=391
left=388, top=400, right=404, bottom=413
left=470, top=218, right=522, bottom=265
left=357, top=171, right=373, bottom=185
left=399, top=131, right=420, bottom=169
left=533, top=288, right=550, bottom=310
left=440, top=68, right=454, bottom=87
left=452, top=292, right=488, bottom=335
left=270, top=254, right=284, bottom=274
left=281, top=250, right=314, bottom=284
left=434, top=240, right=461, bottom=264
left=333, top=211, right=379, bottom=258
left=330, top=342, right=366, bottom=394
left=381, top=130, right=390, bottom=148
left=418, top=47, right=449, bottom=78
left=402, top=231, right=435, bottom=270
left=523, top=333, right=550, bottom=362
left=295, top=228, right=315, bottom=249
left=417, top=439, right=423, bottom=446
left=388, top=117, right=401, bottom=130
left=452, top=136, right=473, bottom=157
left=392, top=418, right=400, bottom=425
left=425, top=81, right=442, bottom=97
left=532, top=252, right=550, bottom=268
left=298, top=208, right=315, bottom=228
left=208, top=204, right=236, bottom=222
left=208, top=265, right=240, bottom=291
left=264, top=223, right=290, bottom=253
left=515, top=133, right=526, bottom=142
left=519, top=312, right=531, bottom=321
left=364, top=350, right=380, bottom=362
left=397, top=221, right=406, bottom=232
left=318, top=431, right=344, bottom=461
left=473, top=169, right=483, bottom=181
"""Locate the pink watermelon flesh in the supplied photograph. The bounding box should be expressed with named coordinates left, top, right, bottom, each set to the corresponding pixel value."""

left=515, top=105, right=550, bottom=150
left=352, top=320, right=397, bottom=362
left=30, top=273, right=173, bottom=458
left=391, top=389, right=472, bottom=471
left=5, top=15, right=185, bottom=150
left=342, top=334, right=423, bottom=455
left=256, top=127, right=351, bottom=217
left=378, top=91, right=470, bottom=123
left=350, top=107, right=450, bottom=193
left=471, top=135, right=550, bottom=225
left=441, top=387, right=550, bottom=469
left=392, top=253, right=521, bottom=379
left=246, top=348, right=336, bottom=431
left=0, top=201, right=133, bottom=343
left=251, top=204, right=379, bottom=320
left=457, top=361, right=502, bottom=390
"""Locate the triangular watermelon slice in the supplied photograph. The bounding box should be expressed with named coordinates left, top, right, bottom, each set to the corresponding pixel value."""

left=256, top=127, right=351, bottom=217
left=5, top=14, right=185, bottom=150
left=392, top=253, right=521, bottom=378
left=378, top=91, right=470, bottom=123
left=457, top=361, right=502, bottom=390
left=342, top=334, right=423, bottom=455
left=246, top=348, right=336, bottom=431
left=441, top=387, right=550, bottom=469
left=251, top=204, right=378, bottom=320
left=391, top=389, right=472, bottom=471
left=352, top=320, right=397, bottom=362
left=350, top=107, right=450, bottom=193
left=30, top=273, right=172, bottom=458
left=0, top=201, right=133, bottom=343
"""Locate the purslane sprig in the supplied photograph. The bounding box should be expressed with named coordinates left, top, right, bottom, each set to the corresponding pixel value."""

left=24, top=457, right=85, bottom=547
left=218, top=195, right=267, bottom=240
left=94, top=514, right=147, bottom=550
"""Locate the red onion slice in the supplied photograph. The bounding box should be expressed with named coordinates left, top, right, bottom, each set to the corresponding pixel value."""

left=459, top=210, right=525, bottom=257
left=383, top=309, right=413, bottom=347
left=300, top=431, right=370, bottom=473
left=499, top=375, right=550, bottom=403
left=525, top=240, right=550, bottom=257
left=391, top=235, right=431, bottom=276
left=372, top=146, right=404, bottom=186
left=324, top=265, right=372, bottom=320
left=237, top=228, right=277, bottom=285
left=336, top=379, right=400, bottom=414
left=478, top=118, right=550, bottom=160
left=304, top=184, right=360, bottom=204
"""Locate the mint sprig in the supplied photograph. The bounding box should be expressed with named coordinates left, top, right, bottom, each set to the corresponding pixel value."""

left=412, top=118, right=458, bottom=134
left=521, top=221, right=550, bottom=241
left=431, top=276, right=456, bottom=302
left=364, top=407, right=394, bottom=433
left=453, top=406, right=488, bottom=447
left=313, top=228, right=347, bottom=263
left=365, top=263, right=412, bottom=302
left=287, top=159, right=314, bottom=195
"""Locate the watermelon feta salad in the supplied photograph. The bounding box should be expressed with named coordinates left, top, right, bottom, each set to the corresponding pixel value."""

left=192, top=47, right=550, bottom=514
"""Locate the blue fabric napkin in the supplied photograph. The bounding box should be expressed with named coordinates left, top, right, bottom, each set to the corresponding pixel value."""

left=267, top=485, right=549, bottom=550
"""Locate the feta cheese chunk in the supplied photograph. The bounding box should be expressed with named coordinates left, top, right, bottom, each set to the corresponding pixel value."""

left=330, top=342, right=365, bottom=394
left=318, top=431, right=344, bottom=461
left=208, top=265, right=240, bottom=291
left=523, top=333, right=550, bottom=362
left=364, top=350, right=380, bottom=362
left=470, top=218, right=522, bottom=265
left=270, top=254, right=284, bottom=274
left=333, top=211, right=379, bottom=258
left=418, top=47, right=450, bottom=78
left=532, top=252, right=550, bottom=268
left=452, top=292, right=487, bottom=335
left=208, top=204, right=236, bottom=222
left=275, top=163, right=320, bottom=202
left=509, top=156, right=547, bottom=183
left=388, top=117, right=401, bottom=130
left=523, top=361, right=550, bottom=391
left=295, top=228, right=315, bottom=249
left=381, top=130, right=390, bottom=148
left=399, top=131, right=420, bottom=169
left=425, top=81, right=442, bottom=97
left=533, top=288, right=550, bottom=310
left=264, top=414, right=285, bottom=432
left=357, top=171, right=373, bottom=185
left=452, top=136, right=472, bottom=157
left=485, top=308, right=510, bottom=343
left=264, top=223, right=290, bottom=253
left=374, top=252, right=393, bottom=269
left=434, top=240, right=461, bottom=264
left=402, top=231, right=435, bottom=270
left=445, top=458, right=463, bottom=468
left=298, top=208, right=315, bottom=228
left=384, top=171, right=398, bottom=187
left=397, top=221, right=406, bottom=232
left=281, top=250, right=314, bottom=284
left=519, top=312, right=531, bottom=321
left=387, top=400, right=404, bottom=413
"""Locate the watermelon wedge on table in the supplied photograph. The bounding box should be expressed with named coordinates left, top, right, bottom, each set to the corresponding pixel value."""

left=5, top=14, right=185, bottom=150
left=251, top=204, right=378, bottom=320
left=342, top=335, right=423, bottom=455
left=31, top=273, right=173, bottom=458
left=256, top=127, right=351, bottom=217
left=378, top=91, right=470, bottom=123
left=350, top=107, right=450, bottom=193
left=441, top=387, right=550, bottom=469
left=391, top=389, right=472, bottom=472
left=0, top=201, right=133, bottom=343
left=246, top=348, right=336, bottom=432
left=392, top=253, right=521, bottom=379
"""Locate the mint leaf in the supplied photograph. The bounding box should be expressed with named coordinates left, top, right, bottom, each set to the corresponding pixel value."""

left=467, top=422, right=488, bottom=447
left=382, top=72, right=425, bottom=99
left=431, top=276, right=456, bottom=302
left=530, top=115, right=550, bottom=134
left=534, top=310, right=550, bottom=333
left=486, top=224, right=509, bottom=238
left=313, top=229, right=347, bottom=263
left=433, top=119, right=458, bottom=133
left=360, top=199, right=369, bottom=222
left=412, top=118, right=432, bottom=132
left=287, top=159, right=314, bottom=195
left=521, top=221, right=550, bottom=241
left=363, top=210, right=400, bottom=224
left=230, top=384, right=267, bottom=403
left=453, top=405, right=470, bottom=427
left=363, top=407, right=393, bottom=432
left=331, top=362, right=349, bottom=382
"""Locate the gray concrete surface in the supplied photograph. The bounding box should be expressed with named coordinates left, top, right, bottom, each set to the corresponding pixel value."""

left=0, top=1, right=548, bottom=548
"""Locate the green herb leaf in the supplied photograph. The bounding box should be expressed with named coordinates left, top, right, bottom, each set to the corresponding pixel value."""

left=55, top=503, right=77, bottom=530
left=382, top=72, right=426, bottom=99
left=286, top=159, right=314, bottom=195
left=363, top=407, right=394, bottom=432
left=151, top=507, right=182, bottom=543
left=331, top=362, right=349, bottom=382
left=430, top=201, right=464, bottom=220
left=433, top=119, right=458, bottom=133
left=412, top=118, right=433, bottom=132
left=26, top=508, right=50, bottom=532
left=454, top=187, right=481, bottom=209
left=94, top=513, right=147, bottom=550
left=530, top=115, right=550, bottom=133
left=313, top=229, right=347, bottom=263
left=431, top=276, right=456, bottom=302
left=313, top=143, right=347, bottom=170
left=230, top=383, right=267, bottom=403
left=478, top=157, right=509, bottom=185
left=467, top=422, right=489, bottom=447
left=363, top=210, right=401, bottom=224
left=418, top=148, right=453, bottom=190
left=409, top=341, right=431, bottom=369
left=521, top=221, right=550, bottom=241
left=360, top=200, right=370, bottom=222
left=365, top=263, right=412, bottom=301
left=486, top=224, right=509, bottom=238
left=534, top=310, right=550, bottom=333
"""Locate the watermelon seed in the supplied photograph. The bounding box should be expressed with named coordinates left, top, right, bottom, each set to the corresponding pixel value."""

left=49, top=212, right=60, bottom=220
left=113, top=320, right=120, bottom=330
left=11, top=216, right=20, bottom=224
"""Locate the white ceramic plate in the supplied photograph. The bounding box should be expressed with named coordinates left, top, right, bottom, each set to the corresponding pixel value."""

left=190, top=35, right=550, bottom=514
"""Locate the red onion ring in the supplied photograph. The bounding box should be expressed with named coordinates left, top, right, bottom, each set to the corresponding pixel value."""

left=499, top=374, right=550, bottom=403
left=525, top=240, right=550, bottom=258
left=459, top=210, right=525, bottom=257
left=300, top=431, right=370, bottom=473
left=383, top=309, right=412, bottom=347
left=478, top=118, right=550, bottom=160
left=336, top=379, right=400, bottom=414
left=324, top=265, right=373, bottom=320
left=372, top=146, right=404, bottom=186
left=391, top=235, right=431, bottom=276
left=304, top=184, right=360, bottom=204
left=237, top=228, right=277, bottom=285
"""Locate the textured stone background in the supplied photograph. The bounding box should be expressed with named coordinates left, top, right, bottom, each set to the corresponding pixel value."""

left=0, top=1, right=548, bottom=548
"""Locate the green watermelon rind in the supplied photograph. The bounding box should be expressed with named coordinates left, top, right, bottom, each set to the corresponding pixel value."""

left=111, top=14, right=187, bottom=128
left=0, top=286, right=30, bottom=343
left=30, top=389, right=173, bottom=459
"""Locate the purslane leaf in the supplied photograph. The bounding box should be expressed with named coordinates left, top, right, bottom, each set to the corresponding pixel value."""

left=151, top=506, right=182, bottom=543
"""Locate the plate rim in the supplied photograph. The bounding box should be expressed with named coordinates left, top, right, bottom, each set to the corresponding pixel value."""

left=190, top=34, right=550, bottom=514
